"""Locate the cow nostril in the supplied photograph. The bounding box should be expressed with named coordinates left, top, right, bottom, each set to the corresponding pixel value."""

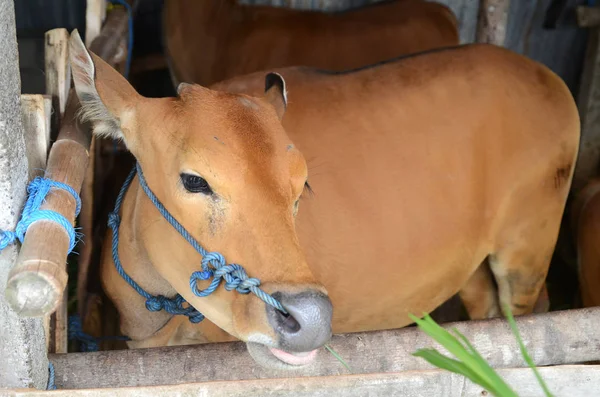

left=276, top=309, right=301, bottom=333
left=268, top=290, right=333, bottom=352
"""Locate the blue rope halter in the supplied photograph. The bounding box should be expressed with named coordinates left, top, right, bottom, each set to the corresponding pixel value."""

left=108, top=163, right=286, bottom=324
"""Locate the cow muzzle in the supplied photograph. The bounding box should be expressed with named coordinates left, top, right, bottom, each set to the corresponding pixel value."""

left=246, top=289, right=333, bottom=369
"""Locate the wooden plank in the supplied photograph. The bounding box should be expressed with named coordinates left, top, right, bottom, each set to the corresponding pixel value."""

left=49, top=307, right=600, bottom=389
left=6, top=365, right=600, bottom=396
left=85, top=0, right=107, bottom=47
left=44, top=29, right=71, bottom=126
left=44, top=27, right=73, bottom=356
left=20, top=95, right=50, bottom=180
left=476, top=0, right=511, bottom=45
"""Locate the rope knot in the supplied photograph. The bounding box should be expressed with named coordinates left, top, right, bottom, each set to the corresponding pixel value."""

left=188, top=311, right=205, bottom=323
left=107, top=212, right=120, bottom=229
left=191, top=270, right=213, bottom=281
left=145, top=296, right=165, bottom=312
left=0, top=230, right=16, bottom=250
left=201, top=251, right=226, bottom=270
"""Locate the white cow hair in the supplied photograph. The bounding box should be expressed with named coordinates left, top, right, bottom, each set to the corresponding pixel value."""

left=69, top=30, right=124, bottom=141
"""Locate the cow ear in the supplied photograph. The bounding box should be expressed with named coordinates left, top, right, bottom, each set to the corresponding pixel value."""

left=69, top=29, right=141, bottom=150
left=264, top=73, right=287, bottom=120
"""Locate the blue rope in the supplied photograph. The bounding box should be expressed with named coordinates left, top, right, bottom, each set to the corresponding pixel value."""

left=0, top=177, right=81, bottom=253
left=109, top=0, right=133, bottom=79
left=68, top=314, right=130, bottom=352
left=108, top=163, right=286, bottom=325
left=47, top=362, right=56, bottom=390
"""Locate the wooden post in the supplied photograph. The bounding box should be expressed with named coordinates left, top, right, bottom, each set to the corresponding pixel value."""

left=44, top=28, right=73, bottom=354
left=572, top=5, right=600, bottom=192
left=45, top=29, right=71, bottom=127
left=20, top=95, right=51, bottom=180
left=476, top=0, right=511, bottom=46
left=85, top=0, right=107, bottom=47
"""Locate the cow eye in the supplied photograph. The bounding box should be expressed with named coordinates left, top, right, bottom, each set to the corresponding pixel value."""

left=180, top=173, right=212, bottom=194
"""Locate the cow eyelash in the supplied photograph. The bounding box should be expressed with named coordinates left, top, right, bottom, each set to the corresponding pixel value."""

left=303, top=181, right=313, bottom=197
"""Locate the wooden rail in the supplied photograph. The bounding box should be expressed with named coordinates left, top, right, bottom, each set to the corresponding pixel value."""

left=48, top=307, right=600, bottom=389
left=4, top=365, right=600, bottom=396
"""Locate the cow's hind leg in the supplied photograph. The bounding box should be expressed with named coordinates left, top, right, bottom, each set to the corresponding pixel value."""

left=459, top=259, right=501, bottom=319
left=487, top=217, right=560, bottom=317
left=459, top=257, right=551, bottom=320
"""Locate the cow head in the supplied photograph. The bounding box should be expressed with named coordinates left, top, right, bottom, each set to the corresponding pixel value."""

left=69, top=30, right=332, bottom=369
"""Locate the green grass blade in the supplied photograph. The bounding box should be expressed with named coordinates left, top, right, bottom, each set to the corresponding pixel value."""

left=412, top=348, right=497, bottom=394
left=503, top=304, right=554, bottom=397
left=409, top=313, right=516, bottom=394
left=452, top=329, right=519, bottom=397
left=409, top=313, right=519, bottom=397
left=324, top=344, right=351, bottom=372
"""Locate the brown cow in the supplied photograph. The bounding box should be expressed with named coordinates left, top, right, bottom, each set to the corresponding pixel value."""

left=571, top=177, right=600, bottom=307
left=69, top=28, right=579, bottom=370
left=163, top=0, right=459, bottom=87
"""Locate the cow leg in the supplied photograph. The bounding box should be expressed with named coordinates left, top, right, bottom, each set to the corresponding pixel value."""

left=487, top=233, right=556, bottom=317
left=458, top=259, right=501, bottom=320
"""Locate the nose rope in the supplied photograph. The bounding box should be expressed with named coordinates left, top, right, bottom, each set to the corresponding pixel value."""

left=108, top=163, right=286, bottom=325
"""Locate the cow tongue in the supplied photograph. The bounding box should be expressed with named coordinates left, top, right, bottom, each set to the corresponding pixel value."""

left=269, top=347, right=318, bottom=366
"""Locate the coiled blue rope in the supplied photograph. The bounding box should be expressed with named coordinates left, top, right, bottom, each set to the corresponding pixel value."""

left=0, top=177, right=81, bottom=253
left=108, top=163, right=286, bottom=324
left=47, top=362, right=56, bottom=390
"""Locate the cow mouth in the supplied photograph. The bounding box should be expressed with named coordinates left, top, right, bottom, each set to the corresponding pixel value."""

left=246, top=342, right=319, bottom=369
